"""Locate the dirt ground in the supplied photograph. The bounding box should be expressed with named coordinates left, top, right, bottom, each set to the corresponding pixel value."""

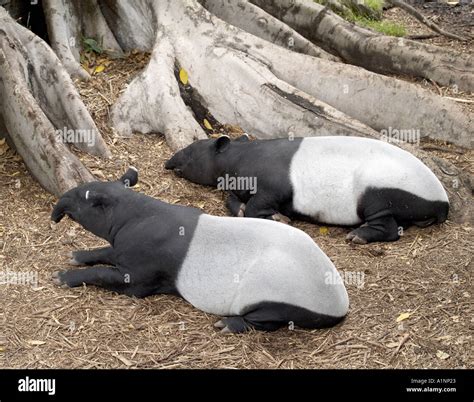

left=1, top=6, right=473, bottom=369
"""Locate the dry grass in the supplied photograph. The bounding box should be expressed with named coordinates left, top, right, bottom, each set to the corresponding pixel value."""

left=1, top=39, right=473, bottom=369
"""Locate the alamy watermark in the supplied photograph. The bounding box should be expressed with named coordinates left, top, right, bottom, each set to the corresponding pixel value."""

left=380, top=126, right=420, bottom=146
left=325, top=270, right=365, bottom=289
left=0, top=270, right=38, bottom=287
left=56, top=127, right=96, bottom=147
left=217, top=174, right=257, bottom=195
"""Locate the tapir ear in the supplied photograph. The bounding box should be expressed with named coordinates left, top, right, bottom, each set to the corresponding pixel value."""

left=235, top=133, right=250, bottom=142
left=215, top=136, right=230, bottom=153
left=119, top=166, right=138, bottom=187
left=85, top=190, right=115, bottom=207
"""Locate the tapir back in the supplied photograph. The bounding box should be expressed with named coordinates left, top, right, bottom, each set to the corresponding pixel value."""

left=176, top=215, right=349, bottom=318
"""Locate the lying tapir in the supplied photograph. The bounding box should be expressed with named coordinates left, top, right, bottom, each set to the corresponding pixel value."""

left=51, top=168, right=349, bottom=333
left=165, top=135, right=449, bottom=244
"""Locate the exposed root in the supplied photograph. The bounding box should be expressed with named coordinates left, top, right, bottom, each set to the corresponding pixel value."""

left=0, top=8, right=109, bottom=195
left=250, top=0, right=474, bottom=93
left=173, top=34, right=379, bottom=139
left=43, top=0, right=124, bottom=80
left=200, top=0, right=339, bottom=61
left=111, top=30, right=207, bottom=150
left=248, top=40, right=472, bottom=148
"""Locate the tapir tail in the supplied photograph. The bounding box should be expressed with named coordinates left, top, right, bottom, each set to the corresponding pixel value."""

left=437, top=201, right=449, bottom=224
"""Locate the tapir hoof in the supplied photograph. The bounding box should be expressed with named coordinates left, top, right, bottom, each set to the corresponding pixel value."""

left=346, top=232, right=368, bottom=245
left=68, top=251, right=81, bottom=266
left=52, top=271, right=68, bottom=288
left=214, top=320, right=233, bottom=334
left=214, top=320, right=226, bottom=328
left=237, top=204, right=246, bottom=218
left=220, top=327, right=233, bottom=334
left=271, top=213, right=291, bottom=224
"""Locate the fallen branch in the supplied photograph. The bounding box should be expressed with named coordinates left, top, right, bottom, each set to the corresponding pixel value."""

left=387, top=0, right=467, bottom=42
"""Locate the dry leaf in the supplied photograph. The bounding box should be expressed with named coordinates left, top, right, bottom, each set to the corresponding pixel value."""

left=386, top=342, right=399, bottom=348
left=203, top=119, right=213, bottom=130
left=179, top=68, right=189, bottom=85
left=94, top=64, right=106, bottom=73
left=436, top=350, right=450, bottom=360
left=396, top=312, right=411, bottom=322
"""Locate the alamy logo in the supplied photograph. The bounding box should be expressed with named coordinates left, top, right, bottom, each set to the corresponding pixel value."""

left=380, top=126, right=420, bottom=145
left=56, top=127, right=96, bottom=147
left=325, top=270, right=365, bottom=289
left=217, top=174, right=257, bottom=195
left=18, top=376, right=56, bottom=396
left=0, top=270, right=38, bottom=287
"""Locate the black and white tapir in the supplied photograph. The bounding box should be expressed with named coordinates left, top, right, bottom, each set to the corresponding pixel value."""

left=50, top=168, right=349, bottom=333
left=165, top=135, right=449, bottom=244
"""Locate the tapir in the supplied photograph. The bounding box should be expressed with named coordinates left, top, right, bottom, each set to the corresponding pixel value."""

left=165, top=136, right=450, bottom=244
left=50, top=168, right=349, bottom=333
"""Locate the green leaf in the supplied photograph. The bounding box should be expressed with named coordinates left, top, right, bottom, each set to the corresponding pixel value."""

left=83, top=38, right=103, bottom=54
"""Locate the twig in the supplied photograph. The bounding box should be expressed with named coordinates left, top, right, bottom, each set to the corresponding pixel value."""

left=427, top=79, right=443, bottom=96
left=443, top=96, right=474, bottom=104
left=421, top=145, right=465, bottom=155
left=388, top=0, right=467, bottom=42
left=392, top=333, right=410, bottom=357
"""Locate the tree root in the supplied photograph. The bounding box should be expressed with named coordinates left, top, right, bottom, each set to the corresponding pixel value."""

left=0, top=7, right=110, bottom=196
left=43, top=0, right=124, bottom=79
left=111, top=30, right=207, bottom=150
left=200, top=0, right=339, bottom=61
left=248, top=41, right=472, bottom=148
left=250, top=0, right=474, bottom=93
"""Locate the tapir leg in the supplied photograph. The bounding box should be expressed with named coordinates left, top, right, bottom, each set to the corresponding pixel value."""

left=244, top=194, right=291, bottom=223
left=70, top=247, right=116, bottom=266
left=215, top=302, right=345, bottom=333
left=346, top=215, right=400, bottom=244
left=52, top=266, right=143, bottom=296
left=226, top=193, right=246, bottom=217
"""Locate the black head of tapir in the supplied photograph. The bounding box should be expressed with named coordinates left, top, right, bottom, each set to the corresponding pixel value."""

left=165, top=135, right=249, bottom=185
left=51, top=167, right=139, bottom=240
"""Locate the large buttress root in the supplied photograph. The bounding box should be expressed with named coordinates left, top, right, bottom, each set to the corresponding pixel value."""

left=250, top=0, right=474, bottom=93
left=0, top=8, right=110, bottom=196
left=111, top=30, right=207, bottom=150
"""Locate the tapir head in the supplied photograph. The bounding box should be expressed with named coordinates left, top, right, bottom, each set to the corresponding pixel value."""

left=51, top=167, right=138, bottom=240
left=165, top=135, right=249, bottom=185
